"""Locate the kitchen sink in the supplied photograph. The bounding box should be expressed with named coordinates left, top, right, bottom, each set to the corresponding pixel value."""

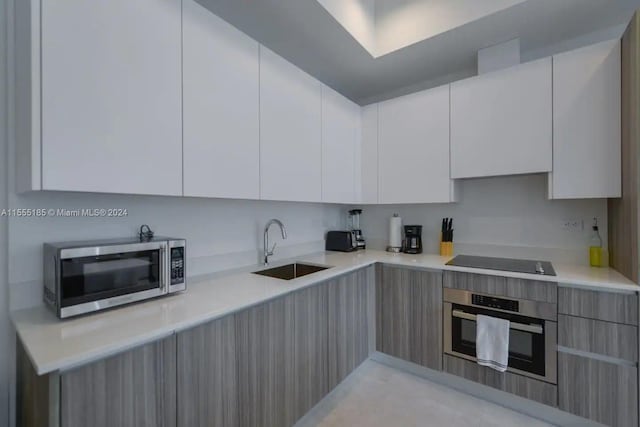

left=253, top=263, right=330, bottom=280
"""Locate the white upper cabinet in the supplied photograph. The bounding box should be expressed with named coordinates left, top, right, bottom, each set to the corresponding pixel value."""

left=450, top=58, right=552, bottom=179
left=39, top=0, right=183, bottom=195
left=321, top=86, right=360, bottom=204
left=183, top=0, right=260, bottom=200
left=360, top=104, right=379, bottom=204
left=378, top=85, right=455, bottom=204
left=259, top=47, right=322, bottom=202
left=550, top=39, right=621, bottom=199
left=17, top=0, right=618, bottom=205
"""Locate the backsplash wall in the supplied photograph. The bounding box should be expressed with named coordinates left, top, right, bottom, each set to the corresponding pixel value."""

left=358, top=174, right=607, bottom=264
left=7, top=174, right=608, bottom=310
left=6, top=192, right=345, bottom=310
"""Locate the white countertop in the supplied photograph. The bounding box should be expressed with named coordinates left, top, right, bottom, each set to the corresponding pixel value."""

left=12, top=250, right=638, bottom=375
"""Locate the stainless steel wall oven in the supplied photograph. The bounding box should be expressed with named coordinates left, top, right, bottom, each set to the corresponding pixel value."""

left=444, top=288, right=557, bottom=384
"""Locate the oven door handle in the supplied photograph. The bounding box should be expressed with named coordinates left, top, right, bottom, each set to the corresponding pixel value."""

left=452, top=310, right=544, bottom=334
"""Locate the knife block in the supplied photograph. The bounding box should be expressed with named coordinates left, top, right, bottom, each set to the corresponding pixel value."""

left=440, top=234, right=453, bottom=256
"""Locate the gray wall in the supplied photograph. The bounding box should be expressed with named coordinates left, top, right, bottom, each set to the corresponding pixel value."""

left=1, top=0, right=11, bottom=423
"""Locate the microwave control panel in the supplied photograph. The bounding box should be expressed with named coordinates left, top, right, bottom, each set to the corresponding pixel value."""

left=472, top=294, right=519, bottom=312
left=170, top=247, right=185, bottom=285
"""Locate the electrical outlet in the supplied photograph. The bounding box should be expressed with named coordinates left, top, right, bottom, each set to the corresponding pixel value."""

left=561, top=218, right=584, bottom=232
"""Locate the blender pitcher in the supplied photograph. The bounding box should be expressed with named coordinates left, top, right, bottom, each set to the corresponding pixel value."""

left=348, top=209, right=366, bottom=250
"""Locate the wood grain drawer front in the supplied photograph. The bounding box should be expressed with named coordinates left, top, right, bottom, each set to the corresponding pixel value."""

left=443, top=271, right=557, bottom=303
left=558, top=287, right=638, bottom=325
left=61, top=336, right=177, bottom=427
left=443, top=355, right=557, bottom=407
left=558, top=352, right=638, bottom=427
left=177, top=315, right=238, bottom=427
left=558, top=315, right=638, bottom=362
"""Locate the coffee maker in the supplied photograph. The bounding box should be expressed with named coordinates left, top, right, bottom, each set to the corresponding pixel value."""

left=348, top=209, right=366, bottom=250
left=403, top=225, right=423, bottom=254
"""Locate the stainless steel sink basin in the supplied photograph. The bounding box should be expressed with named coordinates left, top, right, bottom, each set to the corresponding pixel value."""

left=253, top=263, right=330, bottom=280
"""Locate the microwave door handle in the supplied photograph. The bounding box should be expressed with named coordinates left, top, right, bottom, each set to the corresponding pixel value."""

left=160, top=245, right=168, bottom=293
left=451, top=309, right=543, bottom=335
left=54, top=255, right=60, bottom=308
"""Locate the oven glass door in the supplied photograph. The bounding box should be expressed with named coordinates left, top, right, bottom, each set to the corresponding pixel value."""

left=60, top=249, right=162, bottom=307
left=451, top=304, right=546, bottom=377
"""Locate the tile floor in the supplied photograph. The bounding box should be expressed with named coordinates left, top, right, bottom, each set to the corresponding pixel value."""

left=296, top=360, right=555, bottom=427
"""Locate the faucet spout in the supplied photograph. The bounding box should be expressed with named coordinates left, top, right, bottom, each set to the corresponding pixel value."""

left=263, top=219, right=287, bottom=265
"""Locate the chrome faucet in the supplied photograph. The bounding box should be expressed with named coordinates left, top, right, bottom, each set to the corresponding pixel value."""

left=263, top=219, right=287, bottom=265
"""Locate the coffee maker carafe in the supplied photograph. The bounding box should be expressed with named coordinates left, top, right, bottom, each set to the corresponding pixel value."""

left=348, top=209, right=366, bottom=250
left=403, top=225, right=423, bottom=254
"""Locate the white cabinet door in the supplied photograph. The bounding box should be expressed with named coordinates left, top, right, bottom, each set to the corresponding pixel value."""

left=40, top=0, right=182, bottom=195
left=321, top=86, right=359, bottom=204
left=360, top=104, right=379, bottom=204
left=183, top=0, right=260, bottom=200
left=378, top=85, right=453, bottom=204
left=260, top=47, right=322, bottom=202
left=450, top=58, right=552, bottom=179
left=550, top=39, right=621, bottom=199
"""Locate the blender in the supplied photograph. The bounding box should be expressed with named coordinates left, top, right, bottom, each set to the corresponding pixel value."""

left=348, top=209, right=366, bottom=250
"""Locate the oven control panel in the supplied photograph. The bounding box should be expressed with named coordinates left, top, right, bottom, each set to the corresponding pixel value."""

left=472, top=294, right=519, bottom=312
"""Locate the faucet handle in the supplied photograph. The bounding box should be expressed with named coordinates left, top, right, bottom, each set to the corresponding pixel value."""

left=268, top=242, right=277, bottom=256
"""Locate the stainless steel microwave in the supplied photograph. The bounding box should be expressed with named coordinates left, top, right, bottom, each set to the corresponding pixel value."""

left=43, top=237, right=186, bottom=319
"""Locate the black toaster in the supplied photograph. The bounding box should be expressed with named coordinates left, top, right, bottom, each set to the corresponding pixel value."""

left=325, top=231, right=357, bottom=252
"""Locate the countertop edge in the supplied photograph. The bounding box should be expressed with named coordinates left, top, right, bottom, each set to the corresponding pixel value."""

left=14, top=251, right=638, bottom=375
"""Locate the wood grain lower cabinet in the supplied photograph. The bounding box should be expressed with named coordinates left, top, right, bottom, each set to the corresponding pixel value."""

left=18, top=268, right=375, bottom=427
left=177, top=315, right=238, bottom=427
left=236, top=296, right=295, bottom=427
left=377, top=265, right=442, bottom=370
left=557, top=296, right=639, bottom=427
left=177, top=286, right=333, bottom=427
left=558, top=352, right=638, bottom=427
left=235, top=269, right=374, bottom=427
left=16, top=341, right=54, bottom=427
left=292, top=283, right=330, bottom=421
left=60, top=336, right=177, bottom=427
left=328, top=267, right=373, bottom=388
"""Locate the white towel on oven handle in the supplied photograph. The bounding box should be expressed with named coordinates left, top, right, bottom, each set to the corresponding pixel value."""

left=476, top=314, right=510, bottom=372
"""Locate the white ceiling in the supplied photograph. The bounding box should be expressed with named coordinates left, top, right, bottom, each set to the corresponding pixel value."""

left=318, top=0, right=528, bottom=57
left=316, top=0, right=377, bottom=55
left=196, top=0, right=640, bottom=104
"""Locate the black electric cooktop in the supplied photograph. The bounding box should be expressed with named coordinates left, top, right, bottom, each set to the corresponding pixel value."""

left=446, top=255, right=556, bottom=277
